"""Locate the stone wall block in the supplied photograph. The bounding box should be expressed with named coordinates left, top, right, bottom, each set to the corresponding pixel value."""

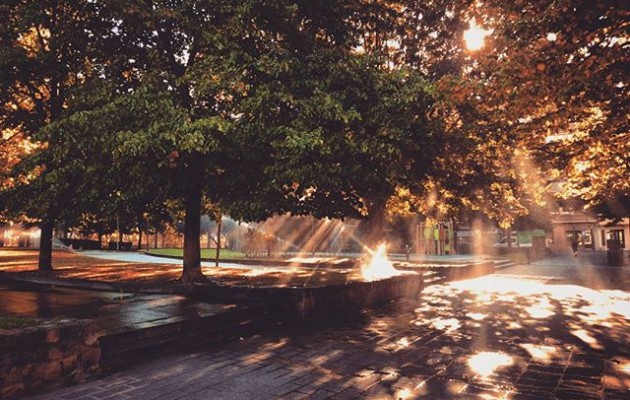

left=61, top=354, right=78, bottom=373
left=48, top=347, right=63, bottom=361
left=81, top=347, right=101, bottom=368
left=67, top=343, right=87, bottom=358
left=45, top=329, right=60, bottom=344
left=58, top=325, right=83, bottom=343
left=33, top=361, right=63, bottom=382
left=86, top=365, right=100, bottom=375
left=17, top=363, right=34, bottom=382
left=4, top=366, right=22, bottom=384
left=1, top=383, right=25, bottom=399
left=1, top=319, right=102, bottom=398
left=68, top=368, right=86, bottom=384
left=83, top=331, right=99, bottom=346
left=0, top=363, right=9, bottom=380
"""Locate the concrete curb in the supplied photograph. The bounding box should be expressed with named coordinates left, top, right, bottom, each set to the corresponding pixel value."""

left=0, top=271, right=183, bottom=295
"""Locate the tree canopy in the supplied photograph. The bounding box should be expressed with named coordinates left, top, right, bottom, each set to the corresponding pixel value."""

left=1, top=0, right=628, bottom=282
left=447, top=0, right=629, bottom=218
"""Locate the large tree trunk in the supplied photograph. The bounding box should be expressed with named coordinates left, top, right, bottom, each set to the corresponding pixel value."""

left=38, top=219, right=54, bottom=272
left=137, top=229, right=143, bottom=251
left=360, top=199, right=387, bottom=248
left=181, top=179, right=205, bottom=284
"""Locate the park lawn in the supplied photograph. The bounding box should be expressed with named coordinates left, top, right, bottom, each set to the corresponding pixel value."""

left=148, top=248, right=246, bottom=259
left=0, top=316, right=38, bottom=330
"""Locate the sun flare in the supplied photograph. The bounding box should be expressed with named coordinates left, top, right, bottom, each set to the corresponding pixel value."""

left=464, top=19, right=492, bottom=51
left=361, top=242, right=402, bottom=282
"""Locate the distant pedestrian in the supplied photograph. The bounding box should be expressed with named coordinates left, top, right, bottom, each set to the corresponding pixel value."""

left=570, top=238, right=579, bottom=257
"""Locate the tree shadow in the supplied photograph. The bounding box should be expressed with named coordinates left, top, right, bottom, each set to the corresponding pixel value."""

left=167, top=274, right=630, bottom=399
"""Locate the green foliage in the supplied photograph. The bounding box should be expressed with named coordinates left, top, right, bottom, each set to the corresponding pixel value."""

left=0, top=0, right=118, bottom=224
left=147, top=248, right=245, bottom=260
left=0, top=315, right=38, bottom=330
left=5, top=0, right=626, bottom=268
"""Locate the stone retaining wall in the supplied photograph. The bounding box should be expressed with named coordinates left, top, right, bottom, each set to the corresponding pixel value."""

left=0, top=319, right=101, bottom=399
left=191, top=273, right=424, bottom=316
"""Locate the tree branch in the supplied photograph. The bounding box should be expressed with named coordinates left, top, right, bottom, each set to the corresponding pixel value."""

left=0, top=130, right=22, bottom=147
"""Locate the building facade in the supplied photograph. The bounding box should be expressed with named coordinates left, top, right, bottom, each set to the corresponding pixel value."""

left=550, top=208, right=629, bottom=252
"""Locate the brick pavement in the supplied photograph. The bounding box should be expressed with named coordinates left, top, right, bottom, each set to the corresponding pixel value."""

left=26, top=274, right=630, bottom=400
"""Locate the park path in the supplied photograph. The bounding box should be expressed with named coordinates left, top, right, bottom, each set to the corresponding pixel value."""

left=78, top=250, right=252, bottom=269
left=0, top=250, right=362, bottom=287
left=27, top=264, right=630, bottom=400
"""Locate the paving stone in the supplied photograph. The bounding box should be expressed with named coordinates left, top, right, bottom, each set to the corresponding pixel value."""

left=279, top=391, right=309, bottom=400
left=554, top=388, right=602, bottom=400
left=516, top=376, right=559, bottom=389
left=510, top=393, right=553, bottom=400
left=603, top=388, right=630, bottom=400
left=89, top=384, right=136, bottom=399
left=512, top=385, right=554, bottom=398
left=22, top=271, right=630, bottom=400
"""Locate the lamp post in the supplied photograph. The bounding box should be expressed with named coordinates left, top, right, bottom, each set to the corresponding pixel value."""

left=116, top=214, right=120, bottom=251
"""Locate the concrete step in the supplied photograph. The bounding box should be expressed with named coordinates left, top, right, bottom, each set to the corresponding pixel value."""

left=493, top=259, right=516, bottom=270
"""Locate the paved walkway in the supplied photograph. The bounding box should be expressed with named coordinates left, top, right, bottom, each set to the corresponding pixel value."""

left=0, top=250, right=300, bottom=283
left=80, top=251, right=253, bottom=269
left=0, top=284, right=236, bottom=334
left=0, top=250, right=360, bottom=287
left=27, top=267, right=630, bottom=400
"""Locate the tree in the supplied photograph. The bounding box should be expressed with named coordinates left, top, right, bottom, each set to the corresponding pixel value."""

left=446, top=0, right=629, bottom=216
left=343, top=1, right=628, bottom=231
left=0, top=0, right=117, bottom=270
left=42, top=0, right=375, bottom=283
left=258, top=52, right=443, bottom=245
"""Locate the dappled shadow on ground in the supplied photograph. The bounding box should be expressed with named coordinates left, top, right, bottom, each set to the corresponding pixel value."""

left=167, top=275, right=628, bottom=399
left=21, top=259, right=630, bottom=399
left=0, top=250, right=370, bottom=286
left=498, top=264, right=630, bottom=291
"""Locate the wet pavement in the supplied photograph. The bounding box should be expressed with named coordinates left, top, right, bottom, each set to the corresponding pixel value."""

left=0, top=284, right=133, bottom=318
left=25, top=263, right=630, bottom=400
left=0, top=284, right=237, bottom=335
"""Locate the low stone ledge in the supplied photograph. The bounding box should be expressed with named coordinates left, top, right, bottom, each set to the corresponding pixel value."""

left=0, top=319, right=101, bottom=399
left=394, top=261, right=495, bottom=282
left=190, top=273, right=424, bottom=316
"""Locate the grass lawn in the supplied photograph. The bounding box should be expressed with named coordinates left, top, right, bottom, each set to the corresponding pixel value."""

left=0, top=316, right=38, bottom=330
left=147, top=248, right=245, bottom=259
